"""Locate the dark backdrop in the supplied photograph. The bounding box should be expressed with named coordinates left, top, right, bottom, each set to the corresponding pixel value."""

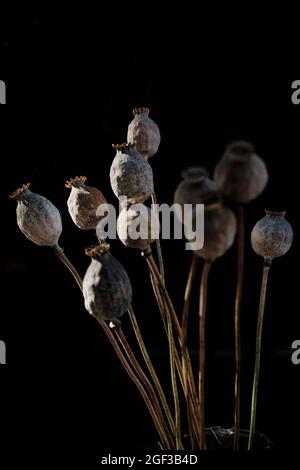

left=0, top=11, right=299, bottom=454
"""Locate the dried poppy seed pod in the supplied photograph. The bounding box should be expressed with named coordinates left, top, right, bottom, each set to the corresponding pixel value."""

left=174, top=167, right=220, bottom=209
left=193, top=202, right=237, bottom=262
left=117, top=203, right=160, bottom=251
left=83, top=242, right=132, bottom=321
left=127, top=107, right=161, bottom=159
left=10, top=183, right=62, bottom=248
left=251, top=210, right=293, bottom=262
left=65, top=176, right=107, bottom=230
left=110, top=143, right=154, bottom=204
left=214, top=141, right=268, bottom=203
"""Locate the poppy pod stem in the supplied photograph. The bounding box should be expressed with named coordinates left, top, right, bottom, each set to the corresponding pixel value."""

left=181, top=254, right=199, bottom=449
left=53, top=246, right=83, bottom=292
left=127, top=306, right=176, bottom=437
left=141, top=249, right=183, bottom=449
left=151, top=192, right=165, bottom=283
left=198, top=260, right=212, bottom=450
left=233, top=205, right=245, bottom=450
left=146, top=256, right=201, bottom=446
left=112, top=323, right=175, bottom=450
left=248, top=261, right=271, bottom=450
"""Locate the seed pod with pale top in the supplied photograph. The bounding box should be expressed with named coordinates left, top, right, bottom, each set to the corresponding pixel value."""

left=65, top=176, right=107, bottom=230
left=174, top=167, right=220, bottom=209
left=10, top=183, right=62, bottom=248
left=251, top=210, right=293, bottom=262
left=117, top=203, right=160, bottom=251
left=192, top=202, right=237, bottom=262
left=214, top=141, right=268, bottom=203
left=127, top=107, right=161, bottom=159
left=83, top=242, right=132, bottom=321
left=110, top=143, right=154, bottom=204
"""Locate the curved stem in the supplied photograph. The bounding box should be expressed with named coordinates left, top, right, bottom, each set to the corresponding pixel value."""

left=53, top=249, right=169, bottom=448
left=151, top=192, right=165, bottom=283
left=233, top=205, right=244, bottom=450
left=199, top=260, right=212, bottom=450
left=248, top=263, right=270, bottom=450
left=128, top=306, right=176, bottom=436
left=99, top=320, right=169, bottom=449
left=143, top=251, right=201, bottom=448
left=114, top=325, right=175, bottom=450
left=54, top=248, right=83, bottom=291
left=181, top=254, right=198, bottom=448
left=182, top=254, right=198, bottom=393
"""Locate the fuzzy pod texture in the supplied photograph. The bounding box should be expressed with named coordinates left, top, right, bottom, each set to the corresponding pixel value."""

left=83, top=243, right=132, bottom=321
left=66, top=176, right=107, bottom=230
left=10, top=183, right=62, bottom=248
left=117, top=203, right=160, bottom=251
left=110, top=143, right=154, bottom=204
left=193, top=202, right=237, bottom=262
left=174, top=167, right=220, bottom=209
left=214, top=141, right=268, bottom=203
left=127, top=107, right=161, bottom=159
left=251, top=210, right=293, bottom=261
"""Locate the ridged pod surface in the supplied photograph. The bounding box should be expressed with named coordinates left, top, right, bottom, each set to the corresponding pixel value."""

left=66, top=176, right=107, bottom=230
left=193, top=202, right=237, bottom=262
left=117, top=203, right=160, bottom=251
left=214, top=141, right=268, bottom=203
left=127, top=107, right=161, bottom=159
left=10, top=183, right=62, bottom=248
left=251, top=210, right=293, bottom=261
left=83, top=243, right=132, bottom=321
left=110, top=143, right=154, bottom=204
left=174, top=167, right=220, bottom=208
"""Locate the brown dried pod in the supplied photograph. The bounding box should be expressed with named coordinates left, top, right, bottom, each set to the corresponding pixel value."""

left=10, top=183, right=62, bottom=248
left=174, top=167, right=220, bottom=209
left=214, top=141, right=268, bottom=203
left=110, top=143, right=154, bottom=204
left=127, top=107, right=161, bottom=159
left=65, top=176, right=107, bottom=230
left=193, top=202, right=237, bottom=262
left=251, top=210, right=293, bottom=261
left=83, top=242, right=132, bottom=321
left=117, top=203, right=160, bottom=251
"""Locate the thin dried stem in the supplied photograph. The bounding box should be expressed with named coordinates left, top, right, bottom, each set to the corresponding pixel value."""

left=181, top=253, right=199, bottom=448
left=114, top=325, right=175, bottom=450
left=198, top=260, right=212, bottom=450
left=54, top=248, right=83, bottom=291
left=248, top=263, right=270, bottom=450
left=54, top=249, right=169, bottom=448
left=128, top=306, right=176, bottom=436
left=142, top=251, right=201, bottom=448
left=151, top=192, right=165, bottom=283
left=233, top=205, right=244, bottom=450
left=99, top=320, right=169, bottom=449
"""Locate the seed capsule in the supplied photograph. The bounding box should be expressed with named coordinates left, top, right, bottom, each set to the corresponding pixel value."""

left=117, top=203, right=160, bottom=251
left=214, top=141, right=268, bottom=203
left=110, top=143, right=154, bottom=204
left=127, top=107, right=161, bottom=159
left=83, top=242, right=132, bottom=321
left=251, top=210, right=293, bottom=261
left=193, top=202, right=237, bottom=262
left=65, top=176, right=107, bottom=230
left=10, top=183, right=62, bottom=248
left=174, top=167, right=220, bottom=209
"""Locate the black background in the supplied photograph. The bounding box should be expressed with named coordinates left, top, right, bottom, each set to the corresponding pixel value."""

left=0, top=8, right=299, bottom=458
